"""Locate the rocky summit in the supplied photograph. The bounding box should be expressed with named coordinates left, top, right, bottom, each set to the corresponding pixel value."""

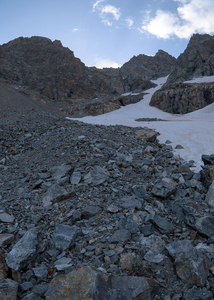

left=150, top=34, right=214, bottom=114
left=0, top=109, right=214, bottom=300
left=0, top=36, right=176, bottom=118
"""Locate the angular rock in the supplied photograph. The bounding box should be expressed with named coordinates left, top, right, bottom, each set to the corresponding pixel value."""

left=139, top=224, right=156, bottom=237
left=109, top=275, right=156, bottom=300
left=19, top=281, right=33, bottom=292
left=144, top=250, right=165, bottom=264
left=109, top=229, right=131, bottom=244
left=22, top=293, right=43, bottom=300
left=53, top=223, right=77, bottom=251
left=152, top=178, right=176, bottom=199
left=45, top=266, right=110, bottom=300
left=42, top=184, right=73, bottom=206
left=140, top=234, right=165, bottom=253
left=0, top=213, right=14, bottom=223
left=54, top=257, right=73, bottom=271
left=206, top=181, right=214, bottom=208
left=31, top=283, right=49, bottom=296
left=107, top=204, right=120, bottom=213
left=175, top=243, right=211, bottom=287
left=0, top=279, right=18, bottom=300
left=120, top=198, right=142, bottom=210
left=0, top=234, right=14, bottom=246
left=120, top=253, right=135, bottom=273
left=0, top=249, right=8, bottom=279
left=72, top=210, right=82, bottom=222
left=135, top=128, right=158, bottom=142
left=85, top=166, right=109, bottom=185
left=193, top=216, right=214, bottom=238
left=171, top=203, right=195, bottom=225
left=149, top=215, right=174, bottom=234
left=132, top=185, right=146, bottom=199
left=183, top=286, right=213, bottom=300
left=45, top=265, right=156, bottom=300
left=202, top=154, right=214, bottom=165
left=81, top=206, right=101, bottom=220
left=49, top=165, right=73, bottom=180
left=32, top=179, right=43, bottom=189
left=118, top=217, right=139, bottom=234
left=70, top=171, right=81, bottom=184
left=6, top=228, right=38, bottom=271
left=165, top=240, right=192, bottom=260
left=200, top=166, right=213, bottom=190
left=33, top=265, right=48, bottom=280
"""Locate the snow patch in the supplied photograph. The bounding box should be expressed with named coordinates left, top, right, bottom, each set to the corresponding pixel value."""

left=67, top=75, right=214, bottom=172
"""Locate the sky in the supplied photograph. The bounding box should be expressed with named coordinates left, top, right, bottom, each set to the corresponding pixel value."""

left=68, top=75, right=214, bottom=172
left=1, top=0, right=214, bottom=68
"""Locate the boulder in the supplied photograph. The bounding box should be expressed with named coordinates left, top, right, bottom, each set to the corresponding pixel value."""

left=0, top=279, right=18, bottom=300
left=45, top=266, right=156, bottom=300
left=175, top=243, right=211, bottom=287
left=6, top=228, right=38, bottom=271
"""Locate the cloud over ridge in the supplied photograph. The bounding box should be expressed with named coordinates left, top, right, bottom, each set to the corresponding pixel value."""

left=142, top=0, right=214, bottom=39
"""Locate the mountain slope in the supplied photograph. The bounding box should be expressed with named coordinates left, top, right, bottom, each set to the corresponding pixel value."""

left=150, top=34, right=214, bottom=114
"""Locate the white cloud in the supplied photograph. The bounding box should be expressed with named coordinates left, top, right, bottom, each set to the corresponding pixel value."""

left=93, top=1, right=120, bottom=26
left=100, top=5, right=120, bottom=20
left=93, top=0, right=104, bottom=10
left=126, top=17, right=134, bottom=28
left=95, top=59, right=121, bottom=68
left=142, top=0, right=214, bottom=39
left=71, top=28, right=79, bottom=32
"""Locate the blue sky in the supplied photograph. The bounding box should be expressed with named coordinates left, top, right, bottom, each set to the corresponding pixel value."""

left=1, top=0, right=214, bottom=68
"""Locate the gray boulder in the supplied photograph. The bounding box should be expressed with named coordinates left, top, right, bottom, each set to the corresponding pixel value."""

left=6, top=228, right=38, bottom=271
left=0, top=279, right=18, bottom=300
left=53, top=223, right=77, bottom=251
left=45, top=265, right=156, bottom=300
left=206, top=180, right=214, bottom=208
left=175, top=243, right=211, bottom=287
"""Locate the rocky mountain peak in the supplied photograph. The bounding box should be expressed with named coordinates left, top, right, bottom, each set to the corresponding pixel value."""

left=0, top=36, right=177, bottom=117
left=120, top=50, right=176, bottom=80
left=166, top=33, right=214, bottom=85
left=150, top=34, right=214, bottom=114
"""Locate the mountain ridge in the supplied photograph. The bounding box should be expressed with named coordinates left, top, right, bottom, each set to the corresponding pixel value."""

left=0, top=36, right=175, bottom=116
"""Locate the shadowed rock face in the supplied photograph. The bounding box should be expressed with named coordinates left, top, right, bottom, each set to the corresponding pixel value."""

left=150, top=34, right=214, bottom=114
left=0, top=36, right=176, bottom=110
left=0, top=36, right=112, bottom=101
left=166, top=34, right=214, bottom=85
left=120, top=49, right=176, bottom=80
left=150, top=81, right=214, bottom=114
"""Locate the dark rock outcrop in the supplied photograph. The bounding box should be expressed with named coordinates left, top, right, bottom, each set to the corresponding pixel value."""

left=94, top=50, right=176, bottom=81
left=150, top=81, right=214, bottom=114
left=0, top=36, right=157, bottom=103
left=0, top=36, right=177, bottom=116
left=166, top=34, right=214, bottom=85
left=150, top=34, right=214, bottom=113
left=120, top=50, right=176, bottom=80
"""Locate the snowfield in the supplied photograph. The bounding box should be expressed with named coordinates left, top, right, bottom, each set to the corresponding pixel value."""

left=67, top=75, right=214, bottom=172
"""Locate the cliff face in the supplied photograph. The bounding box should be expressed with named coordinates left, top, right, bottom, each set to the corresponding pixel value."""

left=166, top=34, right=214, bottom=85
left=120, top=50, right=176, bottom=80
left=0, top=36, right=113, bottom=101
left=150, top=34, right=214, bottom=114
left=150, top=81, right=214, bottom=114
left=0, top=36, right=177, bottom=106
left=0, top=36, right=162, bottom=103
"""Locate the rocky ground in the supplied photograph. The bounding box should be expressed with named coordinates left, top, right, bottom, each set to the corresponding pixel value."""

left=0, top=108, right=214, bottom=299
